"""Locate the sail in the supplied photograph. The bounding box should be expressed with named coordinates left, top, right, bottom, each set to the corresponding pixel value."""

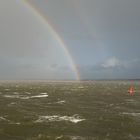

left=129, top=85, right=133, bottom=95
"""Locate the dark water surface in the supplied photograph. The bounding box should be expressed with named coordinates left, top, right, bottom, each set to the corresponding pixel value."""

left=0, top=81, right=140, bottom=140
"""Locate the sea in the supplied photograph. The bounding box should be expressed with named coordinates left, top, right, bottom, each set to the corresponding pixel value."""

left=0, top=80, right=140, bottom=140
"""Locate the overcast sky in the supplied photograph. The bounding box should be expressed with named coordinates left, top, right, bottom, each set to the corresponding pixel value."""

left=0, top=0, right=140, bottom=80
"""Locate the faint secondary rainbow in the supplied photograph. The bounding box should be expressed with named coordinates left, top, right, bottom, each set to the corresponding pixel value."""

left=22, top=0, right=80, bottom=80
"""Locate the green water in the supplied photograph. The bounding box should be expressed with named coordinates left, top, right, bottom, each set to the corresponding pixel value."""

left=0, top=81, right=140, bottom=140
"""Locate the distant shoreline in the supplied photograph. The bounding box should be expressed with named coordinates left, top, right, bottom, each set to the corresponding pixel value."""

left=0, top=79, right=140, bottom=82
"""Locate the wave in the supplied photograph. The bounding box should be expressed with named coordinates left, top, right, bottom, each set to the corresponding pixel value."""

left=28, top=134, right=88, bottom=140
left=122, top=112, right=140, bottom=117
left=40, top=93, right=48, bottom=95
left=3, top=93, right=48, bottom=99
left=25, top=92, right=31, bottom=94
left=29, top=94, right=48, bottom=98
left=69, top=136, right=86, bottom=140
left=0, top=116, right=11, bottom=123
left=56, top=100, right=66, bottom=104
left=0, top=116, right=8, bottom=121
left=35, top=114, right=85, bottom=123
left=4, top=95, right=21, bottom=98
left=0, top=116, right=21, bottom=125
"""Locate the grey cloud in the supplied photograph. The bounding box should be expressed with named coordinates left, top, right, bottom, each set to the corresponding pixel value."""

left=79, top=58, right=140, bottom=79
left=101, top=58, right=121, bottom=68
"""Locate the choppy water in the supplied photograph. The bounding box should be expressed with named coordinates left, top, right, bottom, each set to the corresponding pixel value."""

left=0, top=81, right=140, bottom=140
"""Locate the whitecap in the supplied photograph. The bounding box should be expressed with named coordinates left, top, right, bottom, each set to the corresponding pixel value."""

left=10, top=122, right=21, bottom=125
left=30, top=94, right=48, bottom=98
left=128, top=133, right=140, bottom=140
left=35, top=114, right=85, bottom=123
left=4, top=95, right=20, bottom=98
left=3, top=93, right=48, bottom=99
left=10, top=102, right=16, bottom=105
left=16, top=122, right=21, bottom=125
left=20, top=96, right=31, bottom=99
left=4, top=95, right=28, bottom=99
left=13, top=92, right=19, bottom=95
left=56, top=135, right=63, bottom=140
left=0, top=116, right=7, bottom=121
left=40, top=93, right=48, bottom=95
left=21, top=94, right=48, bottom=99
left=56, top=100, right=66, bottom=104
left=70, top=136, right=85, bottom=140
left=125, top=99, right=135, bottom=102
left=25, top=92, right=31, bottom=95
left=0, top=116, right=10, bottom=122
left=5, top=89, right=10, bottom=91
left=122, top=112, right=140, bottom=117
left=0, top=116, right=21, bottom=125
left=7, top=102, right=16, bottom=107
left=109, top=103, right=114, bottom=107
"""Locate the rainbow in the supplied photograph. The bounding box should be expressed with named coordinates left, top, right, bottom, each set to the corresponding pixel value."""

left=22, top=0, right=80, bottom=80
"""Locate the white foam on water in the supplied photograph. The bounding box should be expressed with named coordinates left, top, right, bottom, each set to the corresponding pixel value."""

left=19, top=94, right=48, bottom=99
left=10, top=102, right=16, bottom=105
left=0, top=116, right=11, bottom=122
left=16, top=122, right=21, bottom=125
left=25, top=92, right=31, bottom=95
left=125, top=99, right=139, bottom=105
left=7, top=102, right=17, bottom=107
left=70, top=136, right=85, bottom=140
left=35, top=114, right=85, bottom=123
left=0, top=116, right=21, bottom=125
left=20, top=96, right=31, bottom=99
left=30, top=94, right=48, bottom=98
left=125, top=99, right=137, bottom=103
left=128, top=134, right=140, bottom=139
left=109, top=103, right=114, bottom=107
left=4, top=95, right=20, bottom=98
left=10, top=122, right=21, bottom=125
left=0, top=116, right=7, bottom=121
left=122, top=112, right=140, bottom=117
left=3, top=93, right=48, bottom=99
left=125, top=99, right=135, bottom=102
left=56, top=100, right=66, bottom=104
left=40, top=93, right=48, bottom=95
left=55, top=135, right=63, bottom=140
left=56, top=135, right=85, bottom=140
left=4, top=95, right=30, bottom=100
left=13, top=92, right=19, bottom=95
left=5, top=89, right=10, bottom=91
